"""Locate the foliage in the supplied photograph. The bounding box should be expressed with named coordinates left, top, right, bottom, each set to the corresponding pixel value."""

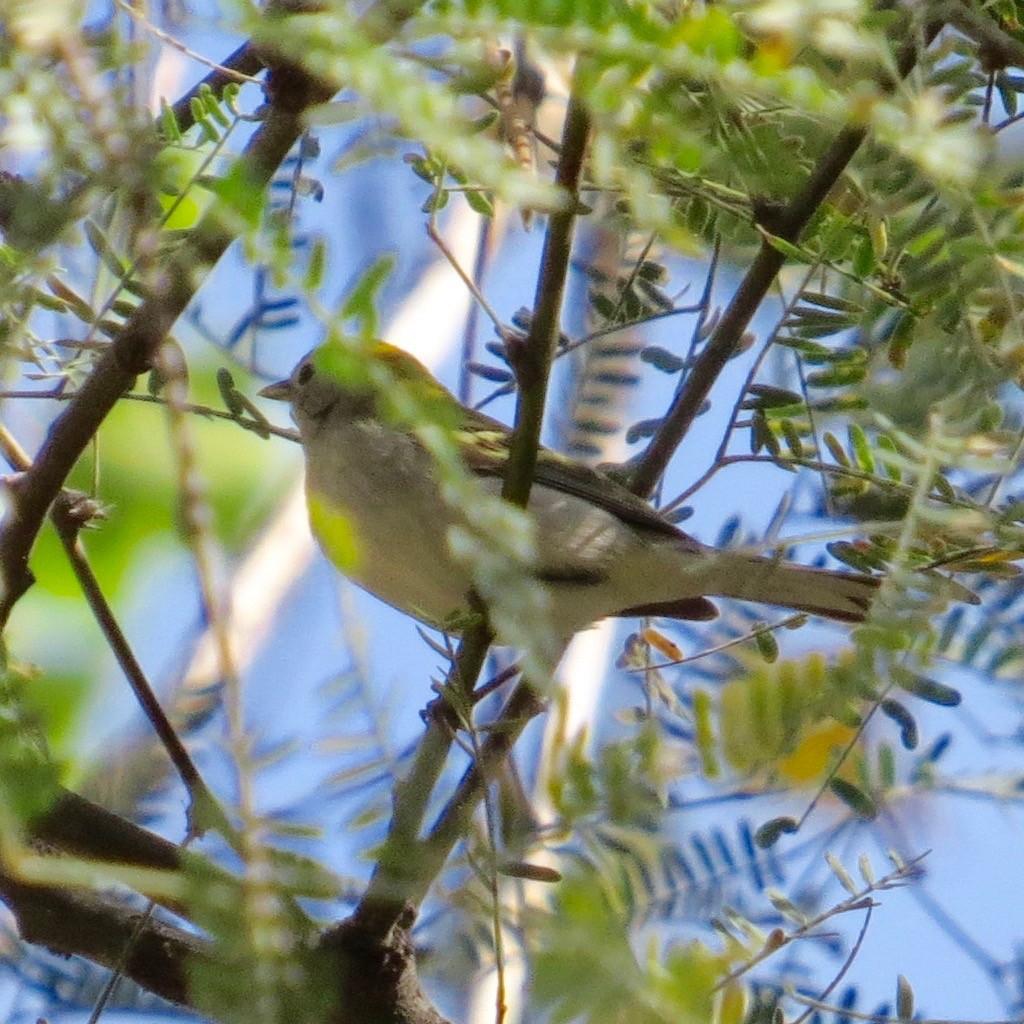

left=3, top=1, right=1024, bottom=1024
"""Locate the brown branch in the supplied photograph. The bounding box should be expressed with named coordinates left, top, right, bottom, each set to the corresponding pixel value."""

left=320, top=913, right=451, bottom=1024
left=168, top=42, right=265, bottom=133
left=9, top=789, right=202, bottom=1006
left=407, top=680, right=545, bottom=904
left=17, top=785, right=455, bottom=1024
left=350, top=679, right=544, bottom=942
left=628, top=126, right=868, bottom=499
left=0, top=872, right=204, bottom=1007
left=353, top=626, right=492, bottom=940
left=28, top=788, right=251, bottom=924
left=503, top=86, right=591, bottom=505
left=49, top=492, right=236, bottom=843
left=934, top=1, right=1024, bottom=71
left=32, top=788, right=183, bottom=872
left=628, top=22, right=940, bottom=499
left=353, top=80, right=591, bottom=943
left=0, top=56, right=332, bottom=630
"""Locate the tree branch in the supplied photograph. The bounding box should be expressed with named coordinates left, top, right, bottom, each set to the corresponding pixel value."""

left=0, top=51, right=332, bottom=630
left=31, top=788, right=183, bottom=871
left=353, top=78, right=591, bottom=943
left=48, top=493, right=226, bottom=832
left=503, top=86, right=591, bottom=505
left=0, top=872, right=204, bottom=1007
left=935, top=1, right=1024, bottom=71
left=628, top=21, right=940, bottom=499
left=405, top=680, right=546, bottom=906
left=169, top=41, right=265, bottom=133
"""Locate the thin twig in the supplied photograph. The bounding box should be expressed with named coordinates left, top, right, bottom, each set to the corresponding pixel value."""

left=397, top=679, right=546, bottom=913
left=787, top=992, right=1007, bottom=1024
left=557, top=299, right=705, bottom=356
left=0, top=388, right=297, bottom=441
left=0, top=56, right=331, bottom=630
left=354, top=73, right=591, bottom=942
left=713, top=854, right=925, bottom=992
left=657, top=259, right=820, bottom=520
left=85, top=901, right=158, bottom=1024
left=355, top=625, right=493, bottom=938
left=50, top=495, right=225, bottom=823
left=169, top=42, right=265, bottom=133
left=625, top=613, right=806, bottom=672
left=428, top=216, right=506, bottom=338
left=0, top=870, right=204, bottom=1007
left=629, top=126, right=871, bottom=498
left=0, top=425, right=224, bottom=833
left=628, top=25, right=940, bottom=499
left=502, top=84, right=590, bottom=506
left=459, top=215, right=497, bottom=406
left=788, top=902, right=874, bottom=1024
left=673, top=451, right=978, bottom=510
left=115, top=0, right=262, bottom=85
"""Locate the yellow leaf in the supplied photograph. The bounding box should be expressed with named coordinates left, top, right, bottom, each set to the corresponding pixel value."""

left=642, top=627, right=683, bottom=662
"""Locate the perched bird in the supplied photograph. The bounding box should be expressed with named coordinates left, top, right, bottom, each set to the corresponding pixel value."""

left=260, top=344, right=879, bottom=640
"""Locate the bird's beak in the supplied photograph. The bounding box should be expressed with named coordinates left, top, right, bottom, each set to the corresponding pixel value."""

left=259, top=379, right=292, bottom=401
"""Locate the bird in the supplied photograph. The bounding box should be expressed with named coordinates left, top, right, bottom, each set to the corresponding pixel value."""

left=259, top=343, right=880, bottom=641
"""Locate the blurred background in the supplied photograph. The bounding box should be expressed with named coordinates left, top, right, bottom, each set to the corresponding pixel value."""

left=3, top=4, right=1024, bottom=1024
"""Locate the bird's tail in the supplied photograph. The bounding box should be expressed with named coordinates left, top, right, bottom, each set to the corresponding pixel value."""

left=706, top=553, right=880, bottom=623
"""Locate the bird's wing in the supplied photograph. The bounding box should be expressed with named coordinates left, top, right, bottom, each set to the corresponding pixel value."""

left=457, top=410, right=698, bottom=547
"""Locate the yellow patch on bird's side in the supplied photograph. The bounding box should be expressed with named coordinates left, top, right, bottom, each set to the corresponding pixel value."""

left=307, top=490, right=360, bottom=570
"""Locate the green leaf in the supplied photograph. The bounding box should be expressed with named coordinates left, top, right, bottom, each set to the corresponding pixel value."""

left=895, top=672, right=962, bottom=707
left=753, top=625, right=779, bottom=663
left=880, top=698, right=919, bottom=750
left=847, top=423, right=875, bottom=474
left=745, top=384, right=803, bottom=408
left=693, top=688, right=719, bottom=779
left=827, top=541, right=882, bottom=572
left=799, top=292, right=863, bottom=314
left=212, top=160, right=266, bottom=230
left=754, top=816, right=799, bottom=848
left=876, top=434, right=903, bottom=480
left=806, top=362, right=867, bottom=387
left=217, top=368, right=245, bottom=417
left=159, top=98, right=183, bottom=142
left=0, top=654, right=60, bottom=822
left=823, top=431, right=850, bottom=466
left=829, top=778, right=877, bottom=819
left=341, top=255, right=395, bottom=339
left=305, top=237, right=328, bottom=291
left=877, top=742, right=896, bottom=787
left=641, top=346, right=687, bottom=373
left=896, top=975, right=915, bottom=1022
left=499, top=860, right=562, bottom=882
left=83, top=220, right=130, bottom=279
left=760, top=232, right=813, bottom=263
left=826, top=852, right=859, bottom=895
left=751, top=410, right=780, bottom=456
left=422, top=188, right=449, bottom=213
left=200, top=83, right=231, bottom=128
left=789, top=306, right=856, bottom=339
left=780, top=419, right=805, bottom=458
left=46, top=275, right=96, bottom=322
left=464, top=188, right=494, bottom=216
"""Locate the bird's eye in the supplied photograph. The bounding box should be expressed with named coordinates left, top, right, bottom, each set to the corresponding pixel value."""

left=296, top=363, right=314, bottom=385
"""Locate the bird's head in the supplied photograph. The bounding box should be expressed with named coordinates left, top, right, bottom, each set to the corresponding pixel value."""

left=259, top=342, right=453, bottom=429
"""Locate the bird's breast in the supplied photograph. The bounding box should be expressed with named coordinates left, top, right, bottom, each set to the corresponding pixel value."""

left=302, top=419, right=472, bottom=626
